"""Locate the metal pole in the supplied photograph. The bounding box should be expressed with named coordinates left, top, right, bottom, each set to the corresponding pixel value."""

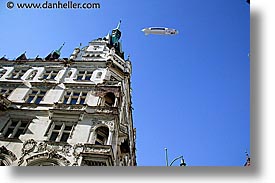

left=165, top=148, right=168, bottom=166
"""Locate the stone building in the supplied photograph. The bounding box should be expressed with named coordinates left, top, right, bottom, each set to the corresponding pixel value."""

left=0, top=21, right=136, bottom=166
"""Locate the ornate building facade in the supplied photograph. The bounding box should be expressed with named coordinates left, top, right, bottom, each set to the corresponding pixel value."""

left=0, top=22, right=136, bottom=166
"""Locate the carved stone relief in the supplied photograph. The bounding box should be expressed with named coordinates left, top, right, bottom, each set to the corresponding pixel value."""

left=18, top=139, right=73, bottom=166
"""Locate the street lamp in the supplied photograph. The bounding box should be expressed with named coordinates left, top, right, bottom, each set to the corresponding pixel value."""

left=165, top=148, right=186, bottom=166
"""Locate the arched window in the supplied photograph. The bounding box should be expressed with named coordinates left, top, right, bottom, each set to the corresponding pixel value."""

left=26, top=70, right=38, bottom=80
left=26, top=153, right=70, bottom=166
left=95, top=126, right=109, bottom=145
left=103, top=92, right=116, bottom=107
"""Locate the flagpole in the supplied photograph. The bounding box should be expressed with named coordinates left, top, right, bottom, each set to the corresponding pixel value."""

left=165, top=148, right=168, bottom=166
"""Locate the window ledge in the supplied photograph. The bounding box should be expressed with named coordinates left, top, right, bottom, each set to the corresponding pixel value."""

left=0, top=137, right=22, bottom=143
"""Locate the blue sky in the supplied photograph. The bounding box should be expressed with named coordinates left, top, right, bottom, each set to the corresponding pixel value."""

left=0, top=0, right=250, bottom=166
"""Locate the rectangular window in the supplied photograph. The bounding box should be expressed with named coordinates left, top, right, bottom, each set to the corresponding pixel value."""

left=48, top=122, right=74, bottom=142
left=79, top=98, right=85, bottom=105
left=70, top=98, right=78, bottom=105
left=0, top=88, right=14, bottom=98
left=26, top=96, right=35, bottom=103
left=49, top=132, right=59, bottom=141
left=62, top=91, right=87, bottom=105
left=25, top=89, right=47, bottom=104
left=34, top=96, right=43, bottom=104
left=0, top=119, right=30, bottom=139
left=77, top=76, right=83, bottom=80
left=63, top=97, right=69, bottom=104
left=60, top=132, right=70, bottom=142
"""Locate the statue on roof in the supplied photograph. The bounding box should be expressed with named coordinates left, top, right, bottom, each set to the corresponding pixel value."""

left=111, top=20, right=122, bottom=45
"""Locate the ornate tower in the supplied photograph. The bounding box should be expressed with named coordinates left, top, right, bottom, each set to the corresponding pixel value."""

left=0, top=22, right=136, bottom=166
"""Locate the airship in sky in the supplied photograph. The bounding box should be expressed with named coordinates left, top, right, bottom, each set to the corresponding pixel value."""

left=141, top=27, right=179, bottom=36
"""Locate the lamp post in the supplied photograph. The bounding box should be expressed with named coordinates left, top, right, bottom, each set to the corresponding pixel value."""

left=165, top=148, right=186, bottom=166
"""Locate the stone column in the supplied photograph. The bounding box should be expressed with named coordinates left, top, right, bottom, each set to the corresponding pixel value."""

left=107, top=130, right=114, bottom=145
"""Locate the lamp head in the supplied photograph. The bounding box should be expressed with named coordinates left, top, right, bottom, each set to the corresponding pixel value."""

left=180, top=157, right=186, bottom=166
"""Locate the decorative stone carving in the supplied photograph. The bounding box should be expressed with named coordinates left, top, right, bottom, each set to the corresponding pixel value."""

left=18, top=139, right=73, bottom=166
left=22, top=139, right=37, bottom=154
left=91, top=120, right=115, bottom=131
left=84, top=147, right=111, bottom=154
left=72, top=143, right=84, bottom=166
left=95, top=109, right=114, bottom=114
left=26, top=152, right=71, bottom=166
left=0, top=146, right=17, bottom=162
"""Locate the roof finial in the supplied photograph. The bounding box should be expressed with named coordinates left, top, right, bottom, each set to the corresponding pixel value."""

left=0, top=55, right=8, bottom=61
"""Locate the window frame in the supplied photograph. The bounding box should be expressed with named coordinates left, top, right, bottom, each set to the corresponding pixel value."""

left=75, top=70, right=93, bottom=81
left=62, top=90, right=87, bottom=105
left=95, top=126, right=109, bottom=145
left=26, top=70, right=38, bottom=80
left=0, top=88, right=14, bottom=98
left=25, top=89, right=47, bottom=104
left=9, top=68, right=28, bottom=79
left=0, top=119, right=30, bottom=139
left=47, top=122, right=75, bottom=143
left=41, top=69, right=60, bottom=80
left=95, top=72, right=103, bottom=79
left=0, top=68, right=7, bottom=79
left=102, top=92, right=116, bottom=107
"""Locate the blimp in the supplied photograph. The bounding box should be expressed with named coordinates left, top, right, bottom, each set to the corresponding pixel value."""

left=141, top=27, right=179, bottom=36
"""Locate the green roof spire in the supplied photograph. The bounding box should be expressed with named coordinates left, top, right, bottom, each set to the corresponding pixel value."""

left=55, top=42, right=65, bottom=55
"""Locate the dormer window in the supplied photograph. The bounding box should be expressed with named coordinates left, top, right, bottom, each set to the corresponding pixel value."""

left=66, top=71, right=73, bottom=78
left=96, top=72, right=102, bottom=79
left=42, top=69, right=60, bottom=80
left=26, top=70, right=38, bottom=80
left=9, top=68, right=28, bottom=79
left=76, top=71, right=93, bottom=81
left=0, top=69, right=7, bottom=78
left=93, top=46, right=100, bottom=50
